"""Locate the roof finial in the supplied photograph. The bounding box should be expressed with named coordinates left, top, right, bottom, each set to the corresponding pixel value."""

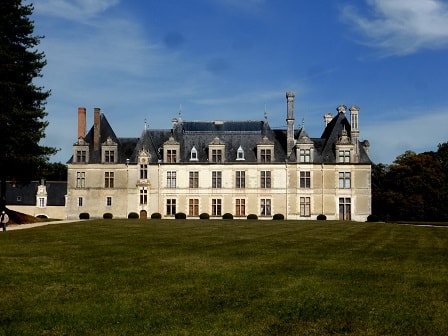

left=178, top=104, right=183, bottom=122
left=302, top=117, right=305, bottom=130
left=144, top=118, right=148, bottom=130
left=264, top=104, right=268, bottom=121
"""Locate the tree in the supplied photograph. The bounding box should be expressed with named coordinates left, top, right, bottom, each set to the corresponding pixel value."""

left=0, top=0, right=56, bottom=207
left=372, top=150, right=447, bottom=221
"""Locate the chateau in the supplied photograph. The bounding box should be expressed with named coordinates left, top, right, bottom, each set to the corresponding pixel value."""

left=66, top=92, right=372, bottom=220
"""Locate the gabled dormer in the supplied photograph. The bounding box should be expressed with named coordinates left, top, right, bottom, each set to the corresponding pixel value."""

left=101, top=137, right=118, bottom=164
left=163, top=136, right=180, bottom=163
left=257, top=136, right=274, bottom=163
left=296, top=130, right=314, bottom=163
left=236, top=146, right=245, bottom=161
left=73, top=137, right=89, bottom=164
left=138, top=149, right=150, bottom=184
left=208, top=137, right=225, bottom=163
left=190, top=146, right=199, bottom=162
left=336, top=128, right=355, bottom=163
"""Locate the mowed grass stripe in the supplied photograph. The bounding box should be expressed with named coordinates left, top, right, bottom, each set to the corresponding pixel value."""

left=0, top=220, right=447, bottom=335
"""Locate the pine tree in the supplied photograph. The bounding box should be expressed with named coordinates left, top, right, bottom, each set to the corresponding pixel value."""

left=0, top=0, right=56, bottom=206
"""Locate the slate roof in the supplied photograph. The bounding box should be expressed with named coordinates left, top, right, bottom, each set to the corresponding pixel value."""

left=5, top=181, right=67, bottom=206
left=68, top=111, right=372, bottom=165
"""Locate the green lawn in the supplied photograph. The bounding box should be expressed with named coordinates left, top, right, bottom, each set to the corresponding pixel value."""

left=1, top=220, right=447, bottom=335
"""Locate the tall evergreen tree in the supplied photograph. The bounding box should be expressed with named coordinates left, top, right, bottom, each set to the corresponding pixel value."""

left=0, top=0, right=56, bottom=206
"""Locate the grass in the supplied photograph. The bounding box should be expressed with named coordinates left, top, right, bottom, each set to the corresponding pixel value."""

left=1, top=220, right=447, bottom=335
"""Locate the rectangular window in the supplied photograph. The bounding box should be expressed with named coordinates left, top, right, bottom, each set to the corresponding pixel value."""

left=140, top=164, right=148, bottom=179
left=212, top=171, right=222, bottom=188
left=189, top=171, right=199, bottom=188
left=339, top=172, right=351, bottom=189
left=38, top=197, right=45, bottom=208
left=166, top=199, right=176, bottom=216
left=299, top=149, right=311, bottom=163
left=260, top=199, right=271, bottom=216
left=235, top=199, right=246, bottom=217
left=140, top=189, right=147, bottom=205
left=339, top=150, right=351, bottom=163
left=300, top=197, right=311, bottom=217
left=212, top=199, right=222, bottom=216
left=167, top=149, right=177, bottom=163
left=78, top=197, right=83, bottom=207
left=106, top=196, right=112, bottom=207
left=261, top=149, right=271, bottom=163
left=339, top=197, right=351, bottom=220
left=189, top=199, right=199, bottom=216
left=76, top=172, right=85, bottom=188
left=105, top=171, right=114, bottom=188
left=211, top=149, right=222, bottom=163
left=167, top=171, right=177, bottom=188
left=300, top=171, right=311, bottom=188
left=105, top=150, right=115, bottom=163
left=260, top=171, right=271, bottom=188
left=235, top=171, right=245, bottom=188
left=76, top=150, right=86, bottom=163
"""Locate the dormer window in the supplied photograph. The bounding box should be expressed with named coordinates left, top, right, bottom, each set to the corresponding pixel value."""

left=101, top=137, right=118, bottom=164
left=73, top=137, right=89, bottom=164
left=236, top=146, right=245, bottom=161
left=257, top=136, right=274, bottom=163
left=163, top=137, right=180, bottom=163
left=299, top=148, right=312, bottom=163
left=190, top=146, right=198, bottom=161
left=296, top=130, right=314, bottom=163
left=208, top=137, right=226, bottom=163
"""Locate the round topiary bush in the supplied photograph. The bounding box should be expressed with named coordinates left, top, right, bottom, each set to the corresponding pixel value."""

left=79, top=212, right=90, bottom=219
left=175, top=212, right=187, bottom=219
left=273, top=213, right=284, bottom=220
left=128, top=212, right=139, bottom=219
left=103, top=212, right=113, bottom=219
left=36, top=214, right=48, bottom=219
left=222, top=213, right=233, bottom=220
left=151, top=212, right=162, bottom=219
left=247, top=214, right=258, bottom=220
left=367, top=214, right=379, bottom=222
left=199, top=213, right=210, bottom=220
left=317, top=214, right=327, bottom=220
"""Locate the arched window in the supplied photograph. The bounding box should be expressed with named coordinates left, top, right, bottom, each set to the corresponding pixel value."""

left=236, top=146, right=245, bottom=161
left=190, top=146, right=198, bottom=161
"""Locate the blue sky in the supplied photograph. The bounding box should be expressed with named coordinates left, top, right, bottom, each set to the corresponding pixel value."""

left=32, top=0, right=448, bottom=164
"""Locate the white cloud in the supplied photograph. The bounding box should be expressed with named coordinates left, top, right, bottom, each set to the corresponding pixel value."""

left=34, top=0, right=120, bottom=22
left=363, top=108, right=448, bottom=163
left=341, top=0, right=448, bottom=56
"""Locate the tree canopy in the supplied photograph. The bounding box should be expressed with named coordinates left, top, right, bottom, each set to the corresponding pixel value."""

left=0, top=0, right=56, bottom=202
left=372, top=144, right=448, bottom=222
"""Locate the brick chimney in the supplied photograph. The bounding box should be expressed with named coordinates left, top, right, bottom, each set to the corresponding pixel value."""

left=77, top=107, right=86, bottom=139
left=93, top=107, right=101, bottom=151
left=286, top=91, right=295, bottom=154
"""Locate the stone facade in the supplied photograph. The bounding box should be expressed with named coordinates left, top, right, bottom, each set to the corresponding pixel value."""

left=66, top=92, right=372, bottom=220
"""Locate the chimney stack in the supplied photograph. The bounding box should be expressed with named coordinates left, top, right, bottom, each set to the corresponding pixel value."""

left=286, top=91, right=295, bottom=154
left=77, top=107, right=86, bottom=139
left=94, top=107, right=101, bottom=151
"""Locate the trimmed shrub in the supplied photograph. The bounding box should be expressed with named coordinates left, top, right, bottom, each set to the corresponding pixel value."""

left=367, top=214, right=379, bottom=222
left=103, top=213, right=113, bottom=219
left=79, top=212, right=90, bottom=219
left=128, top=212, right=139, bottom=219
left=273, top=213, right=284, bottom=220
left=151, top=212, right=162, bottom=219
left=222, top=213, right=233, bottom=220
left=199, top=213, right=210, bottom=220
left=36, top=215, right=48, bottom=219
left=247, top=214, right=258, bottom=220
left=317, top=214, right=327, bottom=220
left=175, top=212, right=187, bottom=219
